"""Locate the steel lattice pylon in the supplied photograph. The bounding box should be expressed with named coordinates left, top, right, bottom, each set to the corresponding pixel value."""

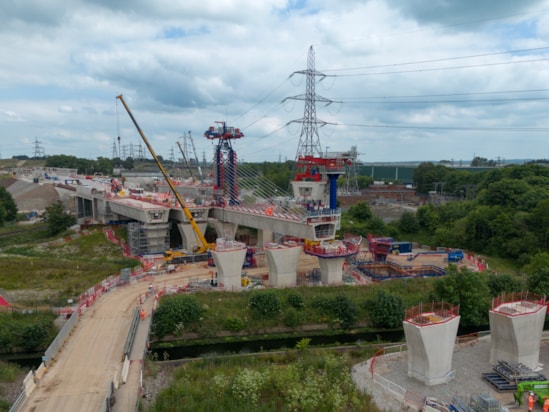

left=284, top=45, right=334, bottom=159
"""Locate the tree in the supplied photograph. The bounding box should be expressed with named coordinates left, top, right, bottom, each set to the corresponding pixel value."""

left=471, top=156, right=497, bottom=167
left=413, top=162, right=449, bottom=194
left=523, top=252, right=549, bottom=295
left=487, top=273, right=522, bottom=297
left=368, top=290, right=404, bottom=328
left=0, top=187, right=17, bottom=222
left=431, top=266, right=491, bottom=327
left=481, top=178, right=530, bottom=209
left=42, top=201, right=76, bottom=235
left=398, top=211, right=419, bottom=233
left=347, top=201, right=372, bottom=221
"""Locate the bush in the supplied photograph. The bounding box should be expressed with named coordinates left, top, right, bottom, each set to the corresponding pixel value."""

left=248, top=291, right=281, bottom=319
left=286, top=292, right=305, bottom=310
left=224, top=316, right=246, bottom=332
left=329, top=294, right=358, bottom=328
left=283, top=307, right=301, bottom=328
left=153, top=294, right=204, bottom=338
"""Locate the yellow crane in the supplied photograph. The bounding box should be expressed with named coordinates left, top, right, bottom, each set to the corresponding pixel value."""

left=116, top=94, right=213, bottom=254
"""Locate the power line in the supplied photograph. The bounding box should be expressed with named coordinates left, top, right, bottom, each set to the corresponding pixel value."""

left=322, top=46, right=549, bottom=72
left=334, top=57, right=549, bottom=77
left=338, top=123, right=549, bottom=132
left=342, top=97, right=549, bottom=104
left=334, top=88, right=549, bottom=100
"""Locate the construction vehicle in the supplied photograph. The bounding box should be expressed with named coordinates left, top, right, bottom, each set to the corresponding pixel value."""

left=116, top=95, right=215, bottom=256
left=163, top=248, right=209, bottom=264
left=514, top=381, right=549, bottom=407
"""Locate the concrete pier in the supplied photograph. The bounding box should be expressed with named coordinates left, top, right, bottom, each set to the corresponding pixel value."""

left=264, top=243, right=302, bottom=287
left=403, top=303, right=460, bottom=386
left=211, top=240, right=246, bottom=291
left=318, top=257, right=345, bottom=284
left=489, top=294, right=547, bottom=369
left=211, top=220, right=238, bottom=241
left=177, top=222, right=208, bottom=251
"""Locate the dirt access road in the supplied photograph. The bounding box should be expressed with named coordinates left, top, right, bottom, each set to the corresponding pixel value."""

left=18, top=264, right=216, bottom=412
left=19, top=254, right=320, bottom=412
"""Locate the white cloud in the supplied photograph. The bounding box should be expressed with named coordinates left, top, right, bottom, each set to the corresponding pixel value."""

left=1, top=0, right=549, bottom=162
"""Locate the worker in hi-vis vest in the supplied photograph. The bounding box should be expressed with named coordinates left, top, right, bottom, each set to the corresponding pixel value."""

left=528, top=392, right=535, bottom=412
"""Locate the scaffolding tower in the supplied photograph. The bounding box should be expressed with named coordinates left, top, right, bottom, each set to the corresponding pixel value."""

left=127, top=222, right=170, bottom=256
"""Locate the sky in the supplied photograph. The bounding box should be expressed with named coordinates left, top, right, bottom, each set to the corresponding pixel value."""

left=2, top=0, right=549, bottom=164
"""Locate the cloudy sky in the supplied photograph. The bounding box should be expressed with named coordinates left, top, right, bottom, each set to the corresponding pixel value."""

left=2, top=0, right=549, bottom=164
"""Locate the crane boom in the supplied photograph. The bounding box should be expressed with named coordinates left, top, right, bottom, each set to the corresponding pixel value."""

left=176, top=140, right=194, bottom=181
left=116, top=94, right=212, bottom=253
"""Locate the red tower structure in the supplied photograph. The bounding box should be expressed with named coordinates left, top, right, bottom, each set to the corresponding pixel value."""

left=204, top=121, right=243, bottom=206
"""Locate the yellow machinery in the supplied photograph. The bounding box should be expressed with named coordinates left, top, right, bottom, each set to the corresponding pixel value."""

left=116, top=94, right=215, bottom=255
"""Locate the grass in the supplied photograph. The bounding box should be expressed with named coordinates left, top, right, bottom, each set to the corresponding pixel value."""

left=0, top=226, right=140, bottom=306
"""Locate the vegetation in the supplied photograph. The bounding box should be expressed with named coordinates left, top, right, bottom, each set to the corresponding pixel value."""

left=0, top=361, right=25, bottom=412
left=0, top=228, right=139, bottom=306
left=146, top=349, right=380, bottom=412
left=0, top=311, right=57, bottom=351
left=0, top=187, right=17, bottom=226
left=42, top=201, right=77, bottom=235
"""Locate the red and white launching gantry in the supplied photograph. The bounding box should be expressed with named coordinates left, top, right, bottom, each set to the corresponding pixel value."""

left=204, top=122, right=243, bottom=206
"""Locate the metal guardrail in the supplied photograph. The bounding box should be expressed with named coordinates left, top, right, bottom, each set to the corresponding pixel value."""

left=44, top=310, right=79, bottom=363
left=8, top=391, right=26, bottom=412
left=123, top=307, right=140, bottom=358
left=100, top=381, right=115, bottom=412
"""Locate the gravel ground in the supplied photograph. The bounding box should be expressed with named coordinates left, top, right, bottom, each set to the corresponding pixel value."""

left=352, top=336, right=549, bottom=411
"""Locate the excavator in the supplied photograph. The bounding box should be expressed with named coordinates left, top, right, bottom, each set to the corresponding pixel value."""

left=116, top=95, right=215, bottom=260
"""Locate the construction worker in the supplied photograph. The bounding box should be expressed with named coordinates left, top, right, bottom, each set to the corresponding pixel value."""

left=528, top=392, right=535, bottom=412
left=140, top=308, right=146, bottom=321
left=544, top=396, right=549, bottom=412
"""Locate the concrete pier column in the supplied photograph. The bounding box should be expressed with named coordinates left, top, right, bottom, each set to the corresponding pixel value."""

left=489, top=299, right=547, bottom=369
left=318, top=257, right=345, bottom=285
left=264, top=245, right=302, bottom=287
left=403, top=307, right=460, bottom=386
left=211, top=244, right=246, bottom=291
left=211, top=220, right=238, bottom=240
left=177, top=222, right=208, bottom=251
left=258, top=229, right=273, bottom=246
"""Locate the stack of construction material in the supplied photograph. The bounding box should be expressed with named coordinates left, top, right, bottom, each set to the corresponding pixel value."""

left=482, top=360, right=547, bottom=392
